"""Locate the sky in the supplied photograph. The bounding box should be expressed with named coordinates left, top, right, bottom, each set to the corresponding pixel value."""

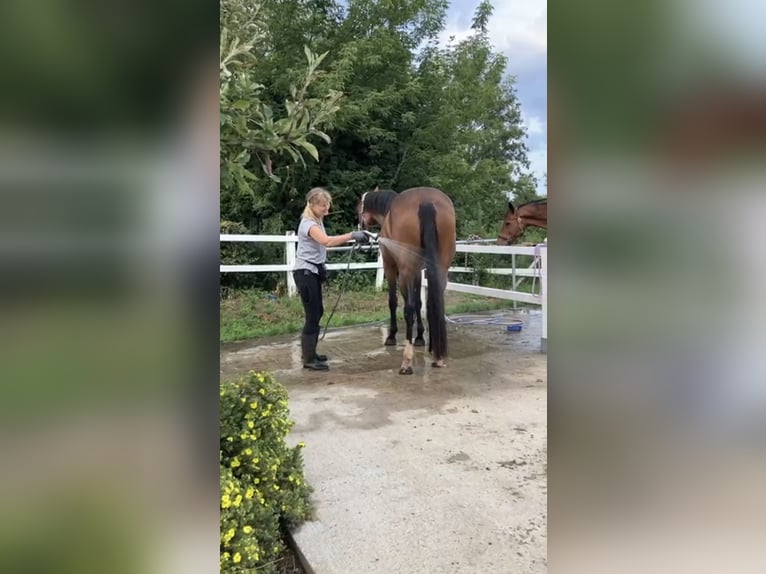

left=438, top=0, right=547, bottom=195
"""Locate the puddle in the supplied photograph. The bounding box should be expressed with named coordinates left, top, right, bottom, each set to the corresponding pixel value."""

left=220, top=309, right=544, bottom=387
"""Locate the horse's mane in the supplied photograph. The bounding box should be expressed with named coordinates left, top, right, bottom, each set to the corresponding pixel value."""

left=518, top=198, right=547, bottom=208
left=364, top=190, right=398, bottom=216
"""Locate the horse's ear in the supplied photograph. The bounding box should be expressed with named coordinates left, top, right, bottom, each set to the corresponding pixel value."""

left=373, top=185, right=379, bottom=192
left=508, top=202, right=515, bottom=214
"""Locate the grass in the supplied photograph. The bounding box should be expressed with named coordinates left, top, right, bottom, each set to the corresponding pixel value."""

left=220, top=284, right=533, bottom=343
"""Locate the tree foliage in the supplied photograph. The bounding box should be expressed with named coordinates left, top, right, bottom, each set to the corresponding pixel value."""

left=220, top=0, right=539, bottom=288
left=220, top=0, right=343, bottom=230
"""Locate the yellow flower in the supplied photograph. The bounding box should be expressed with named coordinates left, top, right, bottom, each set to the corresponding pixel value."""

left=273, top=484, right=280, bottom=491
left=244, top=448, right=252, bottom=456
left=249, top=402, right=258, bottom=409
left=298, top=442, right=306, bottom=448
left=296, top=478, right=301, bottom=485
left=240, top=397, right=246, bottom=403
left=233, top=553, right=241, bottom=564
left=222, top=552, right=230, bottom=562
left=221, top=495, right=231, bottom=509
left=245, top=488, right=254, bottom=499
left=243, top=526, right=253, bottom=534
left=223, top=528, right=235, bottom=545
left=227, top=436, right=234, bottom=442
left=233, top=494, right=242, bottom=507
left=231, top=457, right=241, bottom=468
left=247, top=421, right=254, bottom=429
left=258, top=388, right=266, bottom=396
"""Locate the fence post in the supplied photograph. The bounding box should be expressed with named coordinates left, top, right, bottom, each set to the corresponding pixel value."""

left=375, top=249, right=384, bottom=291
left=540, top=244, right=547, bottom=354
left=286, top=231, right=296, bottom=297
left=511, top=253, right=518, bottom=309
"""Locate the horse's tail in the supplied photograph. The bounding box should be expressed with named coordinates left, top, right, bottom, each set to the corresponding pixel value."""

left=418, top=202, right=447, bottom=360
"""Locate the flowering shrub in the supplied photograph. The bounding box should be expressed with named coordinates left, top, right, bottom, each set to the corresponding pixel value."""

left=220, top=371, right=312, bottom=573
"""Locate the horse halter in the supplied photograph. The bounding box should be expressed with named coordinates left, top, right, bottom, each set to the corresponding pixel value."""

left=498, top=215, right=525, bottom=244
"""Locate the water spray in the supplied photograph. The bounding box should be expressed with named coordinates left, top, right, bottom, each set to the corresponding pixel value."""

left=320, top=231, right=380, bottom=341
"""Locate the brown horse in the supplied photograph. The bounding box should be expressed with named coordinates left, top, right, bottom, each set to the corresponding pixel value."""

left=496, top=199, right=547, bottom=245
left=358, top=187, right=456, bottom=374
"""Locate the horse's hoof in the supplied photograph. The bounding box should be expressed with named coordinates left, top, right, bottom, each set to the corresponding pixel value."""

left=385, top=337, right=397, bottom=346
left=399, top=366, right=414, bottom=375
left=431, top=361, right=446, bottom=368
left=413, top=337, right=426, bottom=347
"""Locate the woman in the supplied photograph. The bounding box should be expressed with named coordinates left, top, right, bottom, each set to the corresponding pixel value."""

left=294, top=187, right=368, bottom=371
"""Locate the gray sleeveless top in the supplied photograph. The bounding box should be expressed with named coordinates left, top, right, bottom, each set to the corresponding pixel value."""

left=294, top=218, right=327, bottom=274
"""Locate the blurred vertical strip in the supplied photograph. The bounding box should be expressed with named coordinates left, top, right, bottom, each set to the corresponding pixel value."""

left=0, top=1, right=220, bottom=573
left=550, top=0, right=766, bottom=572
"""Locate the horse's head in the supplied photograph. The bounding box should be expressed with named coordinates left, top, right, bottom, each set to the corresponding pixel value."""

left=357, top=192, right=372, bottom=229
left=496, top=202, right=524, bottom=245
left=357, top=187, right=383, bottom=229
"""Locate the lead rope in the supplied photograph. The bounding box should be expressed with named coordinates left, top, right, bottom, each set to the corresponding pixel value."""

left=319, top=243, right=359, bottom=341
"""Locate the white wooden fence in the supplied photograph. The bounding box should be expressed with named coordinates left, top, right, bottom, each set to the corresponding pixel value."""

left=220, top=232, right=547, bottom=351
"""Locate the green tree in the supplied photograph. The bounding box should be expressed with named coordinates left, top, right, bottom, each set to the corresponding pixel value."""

left=220, top=0, right=342, bottom=229
left=511, top=173, right=542, bottom=205
left=221, top=0, right=539, bottom=289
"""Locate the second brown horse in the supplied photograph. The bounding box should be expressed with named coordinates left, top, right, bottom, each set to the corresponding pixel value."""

left=496, top=198, right=547, bottom=245
left=359, top=187, right=456, bottom=374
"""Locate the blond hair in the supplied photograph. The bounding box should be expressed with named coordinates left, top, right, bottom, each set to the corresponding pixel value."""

left=301, top=187, right=332, bottom=222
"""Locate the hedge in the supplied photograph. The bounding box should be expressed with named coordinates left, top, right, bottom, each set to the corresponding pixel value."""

left=220, top=371, right=312, bottom=573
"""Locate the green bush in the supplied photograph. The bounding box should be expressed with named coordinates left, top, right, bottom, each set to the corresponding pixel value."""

left=220, top=371, right=312, bottom=573
left=220, top=220, right=285, bottom=293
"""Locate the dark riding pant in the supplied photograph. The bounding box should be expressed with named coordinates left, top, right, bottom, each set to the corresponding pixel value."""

left=293, top=269, right=324, bottom=337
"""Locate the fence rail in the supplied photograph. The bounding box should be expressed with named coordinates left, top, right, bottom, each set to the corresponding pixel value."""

left=220, top=232, right=547, bottom=351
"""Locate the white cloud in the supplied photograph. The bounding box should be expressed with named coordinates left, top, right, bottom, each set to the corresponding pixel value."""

left=487, top=0, right=546, bottom=56
left=523, top=113, right=546, bottom=136
left=527, top=146, right=547, bottom=195
left=437, top=24, right=474, bottom=47
left=438, top=0, right=547, bottom=61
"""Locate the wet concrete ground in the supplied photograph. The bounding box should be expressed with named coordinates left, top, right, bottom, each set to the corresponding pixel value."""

left=220, top=309, right=547, bottom=574
left=220, top=308, right=544, bottom=382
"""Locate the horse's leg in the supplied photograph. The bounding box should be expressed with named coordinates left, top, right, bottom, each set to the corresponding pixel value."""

left=413, top=272, right=425, bottom=347
left=385, top=274, right=398, bottom=346
left=399, top=280, right=416, bottom=375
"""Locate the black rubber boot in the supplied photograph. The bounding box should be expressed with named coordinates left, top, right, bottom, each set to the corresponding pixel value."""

left=302, top=334, right=328, bottom=371
left=313, top=334, right=328, bottom=362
